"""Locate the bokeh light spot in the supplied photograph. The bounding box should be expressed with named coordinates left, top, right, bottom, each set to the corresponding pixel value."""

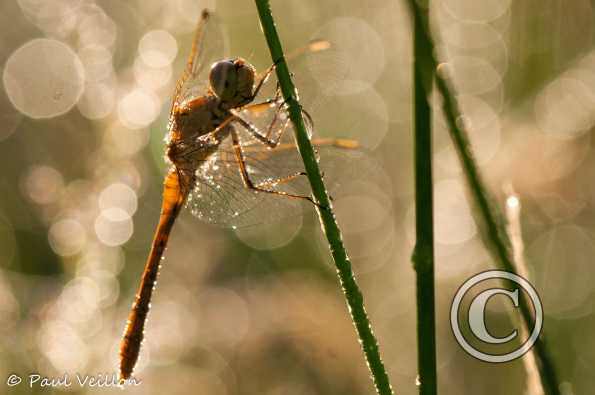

left=529, top=225, right=595, bottom=318
left=117, top=87, right=160, bottom=129
left=442, top=0, right=512, bottom=22
left=94, top=208, right=133, bottom=246
left=139, top=30, right=178, bottom=68
left=134, top=57, right=173, bottom=90
left=434, top=179, right=477, bottom=245
left=535, top=77, right=595, bottom=138
left=309, top=83, right=389, bottom=149
left=234, top=214, right=302, bottom=250
left=77, top=80, right=116, bottom=120
left=98, top=183, right=138, bottom=216
left=49, top=218, right=87, bottom=257
left=448, top=56, right=502, bottom=95
left=3, top=39, right=85, bottom=119
left=24, top=165, right=65, bottom=205
left=307, top=17, right=385, bottom=95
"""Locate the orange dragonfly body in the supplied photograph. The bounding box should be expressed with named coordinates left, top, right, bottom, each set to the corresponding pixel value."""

left=118, top=10, right=356, bottom=382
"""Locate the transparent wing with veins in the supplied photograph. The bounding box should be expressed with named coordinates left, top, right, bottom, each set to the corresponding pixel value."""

left=185, top=100, right=359, bottom=228
left=171, top=10, right=229, bottom=111
left=187, top=103, right=308, bottom=228
left=169, top=14, right=349, bottom=228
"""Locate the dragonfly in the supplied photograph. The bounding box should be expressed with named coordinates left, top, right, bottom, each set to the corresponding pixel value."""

left=118, top=9, right=358, bottom=382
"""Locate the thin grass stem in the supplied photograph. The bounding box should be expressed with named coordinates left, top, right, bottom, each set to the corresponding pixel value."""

left=504, top=185, right=545, bottom=395
left=404, top=2, right=561, bottom=394
left=253, top=1, right=394, bottom=394
left=410, top=5, right=438, bottom=394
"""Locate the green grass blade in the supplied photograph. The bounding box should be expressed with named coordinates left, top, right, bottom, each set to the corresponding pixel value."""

left=410, top=5, right=438, bottom=394
left=404, top=1, right=561, bottom=395
left=253, top=1, right=395, bottom=394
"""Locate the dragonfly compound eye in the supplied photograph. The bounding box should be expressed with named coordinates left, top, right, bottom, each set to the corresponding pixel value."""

left=234, top=58, right=256, bottom=102
left=209, top=60, right=238, bottom=102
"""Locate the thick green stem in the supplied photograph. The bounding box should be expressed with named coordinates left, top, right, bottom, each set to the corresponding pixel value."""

left=411, top=6, right=437, bottom=395
left=404, top=1, right=560, bottom=395
left=253, top=1, right=394, bottom=394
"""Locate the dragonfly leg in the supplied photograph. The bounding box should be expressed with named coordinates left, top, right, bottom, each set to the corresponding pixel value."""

left=230, top=128, right=320, bottom=207
left=242, top=85, right=282, bottom=112
left=257, top=90, right=288, bottom=142
left=232, top=113, right=290, bottom=149
left=254, top=171, right=307, bottom=188
left=233, top=103, right=314, bottom=149
left=239, top=87, right=285, bottom=138
left=245, top=59, right=288, bottom=104
left=248, top=62, right=277, bottom=102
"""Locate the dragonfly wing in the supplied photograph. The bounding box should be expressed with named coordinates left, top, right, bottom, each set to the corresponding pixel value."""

left=186, top=133, right=306, bottom=228
left=172, top=10, right=230, bottom=109
left=185, top=125, right=375, bottom=228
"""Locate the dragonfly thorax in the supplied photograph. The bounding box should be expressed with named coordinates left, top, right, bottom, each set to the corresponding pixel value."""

left=172, top=95, right=224, bottom=140
left=167, top=57, right=258, bottom=156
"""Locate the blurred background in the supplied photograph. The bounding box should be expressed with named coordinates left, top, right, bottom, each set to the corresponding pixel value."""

left=1, top=0, right=594, bottom=394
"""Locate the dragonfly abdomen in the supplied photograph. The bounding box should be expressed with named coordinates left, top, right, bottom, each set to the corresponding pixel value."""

left=119, top=169, right=188, bottom=382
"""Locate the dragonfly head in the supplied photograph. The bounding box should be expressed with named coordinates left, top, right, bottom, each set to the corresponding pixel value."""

left=209, top=58, right=255, bottom=106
